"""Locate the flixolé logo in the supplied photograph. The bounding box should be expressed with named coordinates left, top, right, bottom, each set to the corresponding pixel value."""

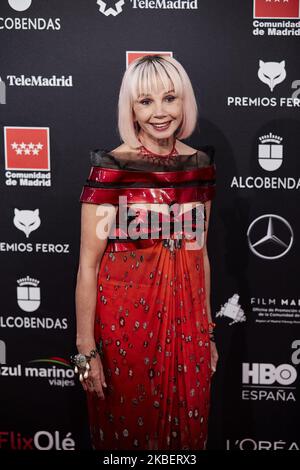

left=0, top=430, right=76, bottom=450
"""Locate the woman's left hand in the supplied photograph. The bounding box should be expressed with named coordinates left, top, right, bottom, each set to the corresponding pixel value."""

left=210, top=341, right=219, bottom=376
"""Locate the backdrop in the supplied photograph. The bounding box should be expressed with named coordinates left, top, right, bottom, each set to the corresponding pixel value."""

left=0, top=0, right=299, bottom=452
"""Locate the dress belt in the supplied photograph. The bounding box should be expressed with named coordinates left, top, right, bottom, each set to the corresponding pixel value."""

left=105, top=237, right=184, bottom=252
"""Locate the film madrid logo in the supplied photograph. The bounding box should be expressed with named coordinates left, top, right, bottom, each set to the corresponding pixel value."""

left=1, top=0, right=61, bottom=31
left=216, top=294, right=247, bottom=325
left=250, top=294, right=300, bottom=326
left=241, top=339, right=300, bottom=402
left=96, top=0, right=198, bottom=17
left=227, top=59, right=300, bottom=109
left=230, top=132, right=300, bottom=194
left=253, top=0, right=300, bottom=37
left=4, top=126, right=51, bottom=187
left=216, top=292, right=300, bottom=329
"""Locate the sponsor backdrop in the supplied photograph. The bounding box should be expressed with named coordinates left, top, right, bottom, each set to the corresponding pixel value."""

left=0, top=0, right=299, bottom=452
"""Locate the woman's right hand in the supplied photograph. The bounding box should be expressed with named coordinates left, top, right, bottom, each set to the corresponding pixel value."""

left=81, top=354, right=107, bottom=399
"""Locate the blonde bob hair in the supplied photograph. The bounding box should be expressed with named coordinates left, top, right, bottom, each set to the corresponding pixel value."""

left=117, top=55, right=198, bottom=149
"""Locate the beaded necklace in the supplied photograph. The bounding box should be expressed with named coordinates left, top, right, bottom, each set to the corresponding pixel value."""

left=138, top=137, right=179, bottom=164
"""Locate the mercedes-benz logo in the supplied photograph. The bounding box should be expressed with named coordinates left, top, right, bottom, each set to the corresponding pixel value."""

left=247, top=214, right=293, bottom=260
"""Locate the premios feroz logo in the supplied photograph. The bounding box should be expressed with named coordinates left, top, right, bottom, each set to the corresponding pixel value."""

left=227, top=59, right=300, bottom=109
left=1, top=207, right=71, bottom=254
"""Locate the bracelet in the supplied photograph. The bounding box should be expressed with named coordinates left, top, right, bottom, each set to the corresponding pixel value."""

left=208, top=321, right=216, bottom=343
left=70, top=346, right=100, bottom=382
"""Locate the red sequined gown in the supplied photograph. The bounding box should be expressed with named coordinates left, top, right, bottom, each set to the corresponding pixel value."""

left=79, top=145, right=216, bottom=450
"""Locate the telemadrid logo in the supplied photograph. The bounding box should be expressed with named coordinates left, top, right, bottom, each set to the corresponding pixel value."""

left=97, top=0, right=125, bottom=16
left=97, top=0, right=198, bottom=16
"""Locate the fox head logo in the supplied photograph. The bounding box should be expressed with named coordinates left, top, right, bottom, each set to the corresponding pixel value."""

left=13, top=208, right=41, bottom=238
left=258, top=60, right=286, bottom=92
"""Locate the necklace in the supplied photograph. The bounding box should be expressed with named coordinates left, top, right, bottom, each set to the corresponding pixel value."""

left=138, top=138, right=178, bottom=160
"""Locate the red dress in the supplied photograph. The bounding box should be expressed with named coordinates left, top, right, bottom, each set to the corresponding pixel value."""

left=79, top=146, right=216, bottom=450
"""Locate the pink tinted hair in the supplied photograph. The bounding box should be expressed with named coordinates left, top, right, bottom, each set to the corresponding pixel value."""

left=117, top=55, right=198, bottom=148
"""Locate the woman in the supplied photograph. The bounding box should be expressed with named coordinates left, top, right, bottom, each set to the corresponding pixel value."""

left=74, top=54, right=218, bottom=450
